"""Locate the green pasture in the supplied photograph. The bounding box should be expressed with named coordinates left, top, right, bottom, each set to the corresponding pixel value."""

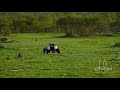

left=0, top=33, right=120, bottom=78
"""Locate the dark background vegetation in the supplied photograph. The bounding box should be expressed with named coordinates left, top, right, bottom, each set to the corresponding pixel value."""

left=0, top=12, right=120, bottom=37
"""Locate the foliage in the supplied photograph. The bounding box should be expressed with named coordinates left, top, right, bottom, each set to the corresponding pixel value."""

left=57, top=15, right=99, bottom=37
left=0, top=12, right=119, bottom=37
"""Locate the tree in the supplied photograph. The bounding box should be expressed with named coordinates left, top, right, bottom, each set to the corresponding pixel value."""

left=0, top=16, right=12, bottom=35
left=57, top=15, right=99, bottom=37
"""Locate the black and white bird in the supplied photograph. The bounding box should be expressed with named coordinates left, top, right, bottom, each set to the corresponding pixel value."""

left=43, top=43, right=60, bottom=54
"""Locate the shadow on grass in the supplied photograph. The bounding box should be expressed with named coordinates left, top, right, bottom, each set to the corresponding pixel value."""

left=112, top=42, right=120, bottom=47
left=55, top=35, right=76, bottom=38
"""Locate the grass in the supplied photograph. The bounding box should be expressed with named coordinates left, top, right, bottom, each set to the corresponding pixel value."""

left=0, top=33, right=120, bottom=78
left=113, top=42, right=120, bottom=47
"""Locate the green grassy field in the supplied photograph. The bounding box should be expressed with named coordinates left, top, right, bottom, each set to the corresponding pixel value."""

left=0, top=33, right=120, bottom=78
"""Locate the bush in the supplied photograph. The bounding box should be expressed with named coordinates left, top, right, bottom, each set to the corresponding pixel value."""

left=57, top=16, right=100, bottom=37
left=1, top=26, right=11, bottom=36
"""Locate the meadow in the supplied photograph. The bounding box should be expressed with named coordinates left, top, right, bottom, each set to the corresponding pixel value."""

left=0, top=33, right=120, bottom=78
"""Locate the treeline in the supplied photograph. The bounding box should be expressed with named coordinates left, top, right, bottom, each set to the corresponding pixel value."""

left=0, top=12, right=120, bottom=37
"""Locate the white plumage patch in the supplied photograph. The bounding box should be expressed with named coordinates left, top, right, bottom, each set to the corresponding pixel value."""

left=54, top=46, right=58, bottom=49
left=47, top=46, right=50, bottom=50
